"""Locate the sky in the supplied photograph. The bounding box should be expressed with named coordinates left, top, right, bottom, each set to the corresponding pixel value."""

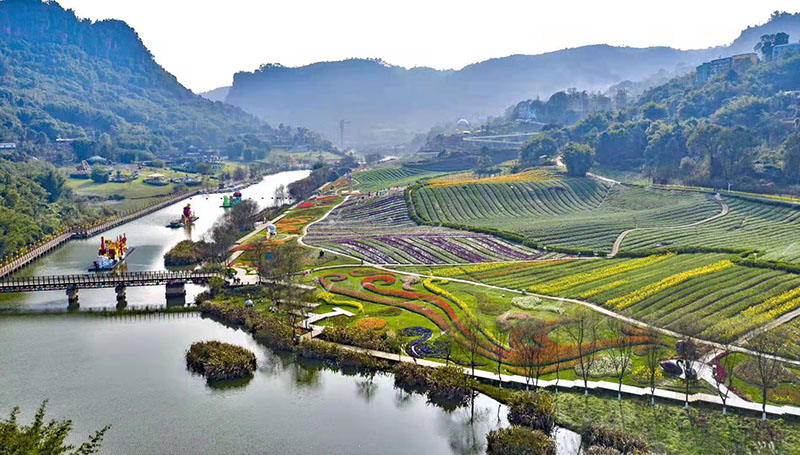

left=56, top=0, right=800, bottom=93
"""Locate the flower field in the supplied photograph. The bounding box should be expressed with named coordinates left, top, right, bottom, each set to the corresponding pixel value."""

left=427, top=169, right=556, bottom=187
left=425, top=254, right=800, bottom=342
left=314, top=267, right=653, bottom=372
left=275, top=196, right=344, bottom=235
left=621, top=196, right=800, bottom=263
left=305, top=192, right=560, bottom=264
left=411, top=179, right=721, bottom=251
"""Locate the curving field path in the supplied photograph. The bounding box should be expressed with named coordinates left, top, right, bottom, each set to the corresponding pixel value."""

left=608, top=199, right=729, bottom=258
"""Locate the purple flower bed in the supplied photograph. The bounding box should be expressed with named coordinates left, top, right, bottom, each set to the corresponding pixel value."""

left=305, top=193, right=550, bottom=264
left=425, top=237, right=490, bottom=263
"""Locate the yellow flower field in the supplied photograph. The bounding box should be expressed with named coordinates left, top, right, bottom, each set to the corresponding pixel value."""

left=606, top=260, right=733, bottom=310
left=428, top=169, right=556, bottom=187
left=529, top=254, right=673, bottom=294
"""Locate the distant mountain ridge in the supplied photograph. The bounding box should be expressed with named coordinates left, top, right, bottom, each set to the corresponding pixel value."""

left=222, top=12, right=800, bottom=146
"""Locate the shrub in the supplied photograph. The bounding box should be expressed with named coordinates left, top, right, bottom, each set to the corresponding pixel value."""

left=321, top=325, right=400, bottom=353
left=393, top=362, right=431, bottom=390
left=486, top=427, right=556, bottom=455
left=574, top=357, right=631, bottom=378
left=199, top=301, right=294, bottom=348
left=427, top=365, right=475, bottom=405
left=511, top=295, right=543, bottom=310
left=185, top=341, right=257, bottom=382
left=507, top=391, right=556, bottom=434
left=582, top=425, right=649, bottom=454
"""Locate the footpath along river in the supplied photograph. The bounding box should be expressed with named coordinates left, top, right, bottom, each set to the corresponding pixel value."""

left=0, top=169, right=581, bottom=454
left=0, top=170, right=309, bottom=312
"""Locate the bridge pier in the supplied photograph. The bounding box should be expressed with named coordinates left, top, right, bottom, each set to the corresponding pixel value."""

left=165, top=280, right=186, bottom=306
left=66, top=287, right=79, bottom=305
left=115, top=284, right=127, bottom=309
left=115, top=284, right=127, bottom=302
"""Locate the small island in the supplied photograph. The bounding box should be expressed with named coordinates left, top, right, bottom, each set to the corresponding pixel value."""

left=164, top=240, right=210, bottom=266
left=185, top=341, right=257, bottom=382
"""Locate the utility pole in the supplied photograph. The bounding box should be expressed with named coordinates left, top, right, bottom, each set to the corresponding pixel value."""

left=339, top=119, right=350, bottom=151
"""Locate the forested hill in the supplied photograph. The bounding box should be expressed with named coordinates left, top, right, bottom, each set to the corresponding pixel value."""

left=0, top=0, right=263, bottom=157
left=542, top=52, right=800, bottom=191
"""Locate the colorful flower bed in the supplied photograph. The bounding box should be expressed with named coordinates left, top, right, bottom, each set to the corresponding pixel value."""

left=319, top=270, right=653, bottom=370
left=297, top=202, right=314, bottom=208
left=304, top=194, right=552, bottom=264
left=356, top=317, right=387, bottom=331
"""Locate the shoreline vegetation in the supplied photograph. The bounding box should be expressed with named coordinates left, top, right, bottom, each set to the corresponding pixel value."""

left=185, top=340, right=257, bottom=382
left=197, top=293, right=800, bottom=454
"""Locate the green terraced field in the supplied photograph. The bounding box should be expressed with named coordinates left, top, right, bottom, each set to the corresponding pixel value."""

left=622, top=196, right=800, bottom=262
left=412, top=179, right=721, bottom=252
left=353, top=166, right=442, bottom=192
left=431, top=254, right=800, bottom=343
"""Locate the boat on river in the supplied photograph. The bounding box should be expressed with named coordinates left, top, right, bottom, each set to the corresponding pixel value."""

left=89, top=234, right=134, bottom=272
left=167, top=203, right=199, bottom=228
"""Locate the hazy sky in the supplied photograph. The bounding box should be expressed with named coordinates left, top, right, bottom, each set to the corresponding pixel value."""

left=57, top=0, right=800, bottom=93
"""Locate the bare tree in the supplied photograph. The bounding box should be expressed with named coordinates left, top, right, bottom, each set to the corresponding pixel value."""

left=273, top=184, right=287, bottom=205
left=710, top=344, right=737, bottom=416
left=749, top=328, right=788, bottom=420
left=643, top=326, right=665, bottom=405
left=514, top=319, right=549, bottom=389
left=608, top=320, right=635, bottom=401
left=566, top=312, right=600, bottom=396
left=259, top=242, right=311, bottom=341
left=676, top=336, right=703, bottom=409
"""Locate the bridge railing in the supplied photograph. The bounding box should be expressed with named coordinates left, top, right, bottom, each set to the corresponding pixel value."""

left=0, top=271, right=219, bottom=288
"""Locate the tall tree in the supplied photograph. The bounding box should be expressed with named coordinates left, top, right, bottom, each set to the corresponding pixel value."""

left=608, top=320, right=635, bottom=401
left=514, top=319, right=550, bottom=389
left=560, top=142, right=593, bottom=177
left=749, top=328, right=788, bottom=420
left=783, top=133, right=800, bottom=184
left=643, top=326, right=665, bottom=405
left=565, top=312, right=600, bottom=396
left=754, top=32, right=790, bottom=61
left=520, top=135, right=558, bottom=166
left=710, top=345, right=737, bottom=416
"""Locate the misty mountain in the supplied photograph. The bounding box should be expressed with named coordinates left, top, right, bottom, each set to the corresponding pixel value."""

left=200, top=86, right=230, bottom=103
left=222, top=12, right=800, bottom=147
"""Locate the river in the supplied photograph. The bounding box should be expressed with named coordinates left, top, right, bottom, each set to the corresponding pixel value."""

left=0, top=170, right=310, bottom=313
left=0, top=169, right=580, bottom=454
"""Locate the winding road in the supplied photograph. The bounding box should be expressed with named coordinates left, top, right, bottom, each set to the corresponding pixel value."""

left=608, top=199, right=730, bottom=258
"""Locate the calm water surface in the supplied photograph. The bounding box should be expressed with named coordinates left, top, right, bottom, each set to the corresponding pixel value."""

left=0, top=315, right=508, bottom=454
left=0, top=170, right=309, bottom=312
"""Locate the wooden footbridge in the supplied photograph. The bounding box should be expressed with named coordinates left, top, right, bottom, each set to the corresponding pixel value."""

left=0, top=270, right=220, bottom=304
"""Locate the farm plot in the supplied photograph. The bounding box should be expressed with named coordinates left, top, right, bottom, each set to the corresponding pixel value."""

left=428, top=254, right=800, bottom=343
left=621, top=196, right=800, bottom=263
left=412, top=178, right=721, bottom=252
left=352, top=166, right=442, bottom=192
left=305, top=191, right=559, bottom=264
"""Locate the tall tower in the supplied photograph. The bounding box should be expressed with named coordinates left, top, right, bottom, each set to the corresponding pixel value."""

left=339, top=119, right=350, bottom=150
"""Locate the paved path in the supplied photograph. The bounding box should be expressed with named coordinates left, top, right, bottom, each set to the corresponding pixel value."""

left=608, top=200, right=729, bottom=258
left=333, top=343, right=800, bottom=418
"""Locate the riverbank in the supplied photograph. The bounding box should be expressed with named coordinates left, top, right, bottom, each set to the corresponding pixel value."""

left=197, top=286, right=800, bottom=455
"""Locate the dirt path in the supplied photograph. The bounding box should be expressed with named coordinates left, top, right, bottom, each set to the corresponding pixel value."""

left=608, top=200, right=729, bottom=258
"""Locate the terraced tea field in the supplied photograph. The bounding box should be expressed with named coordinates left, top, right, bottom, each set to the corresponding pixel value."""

left=430, top=254, right=800, bottom=343
left=305, top=191, right=562, bottom=264
left=353, top=166, right=442, bottom=192
left=411, top=179, right=721, bottom=252
left=621, top=196, right=800, bottom=262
